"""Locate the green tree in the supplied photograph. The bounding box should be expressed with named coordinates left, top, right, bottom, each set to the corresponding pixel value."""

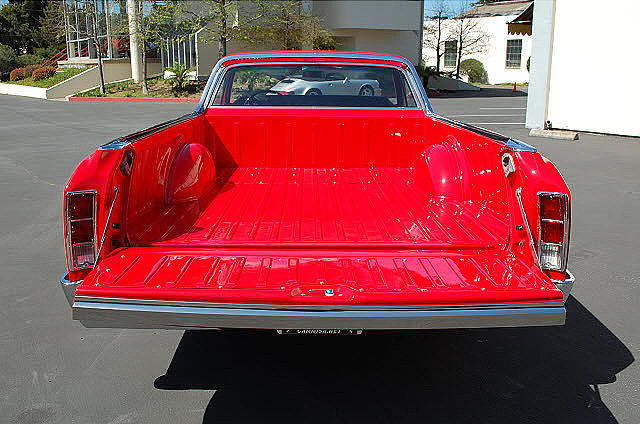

left=64, top=1, right=106, bottom=94
left=35, top=0, right=66, bottom=51
left=450, top=15, right=489, bottom=79
left=0, top=0, right=47, bottom=53
left=126, top=0, right=194, bottom=94
left=185, top=0, right=267, bottom=60
left=250, top=0, right=331, bottom=51
left=459, top=58, right=488, bottom=84
left=190, top=0, right=332, bottom=58
left=0, top=43, right=18, bottom=74
left=423, top=0, right=451, bottom=72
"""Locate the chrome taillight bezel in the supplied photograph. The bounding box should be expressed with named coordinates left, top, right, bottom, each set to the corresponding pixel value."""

left=65, top=190, right=98, bottom=271
left=537, top=192, right=570, bottom=272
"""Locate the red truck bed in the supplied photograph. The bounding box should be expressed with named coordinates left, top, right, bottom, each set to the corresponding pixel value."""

left=135, top=167, right=508, bottom=249
left=63, top=52, right=573, bottom=330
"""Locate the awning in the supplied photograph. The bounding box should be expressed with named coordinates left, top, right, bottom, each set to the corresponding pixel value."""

left=508, top=3, right=533, bottom=36
left=508, top=23, right=532, bottom=36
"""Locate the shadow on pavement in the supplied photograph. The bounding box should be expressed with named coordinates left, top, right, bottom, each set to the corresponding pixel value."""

left=432, top=87, right=527, bottom=98
left=155, top=297, right=633, bottom=423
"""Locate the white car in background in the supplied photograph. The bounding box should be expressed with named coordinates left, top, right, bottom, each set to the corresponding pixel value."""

left=270, top=69, right=381, bottom=96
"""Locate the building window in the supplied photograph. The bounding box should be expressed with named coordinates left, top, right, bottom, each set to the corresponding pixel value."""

left=444, top=40, right=457, bottom=68
left=506, top=39, right=523, bottom=68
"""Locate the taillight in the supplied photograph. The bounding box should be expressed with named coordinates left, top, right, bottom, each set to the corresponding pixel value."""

left=538, top=192, right=570, bottom=272
left=66, top=191, right=97, bottom=270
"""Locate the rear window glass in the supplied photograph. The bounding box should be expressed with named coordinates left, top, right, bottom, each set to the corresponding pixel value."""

left=210, top=64, right=418, bottom=108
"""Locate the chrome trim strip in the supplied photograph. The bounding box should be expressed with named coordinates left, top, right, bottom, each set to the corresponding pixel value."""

left=99, top=113, right=202, bottom=150
left=537, top=191, right=571, bottom=273
left=204, top=60, right=428, bottom=113
left=505, top=138, right=537, bottom=152
left=219, top=51, right=417, bottom=65
left=551, top=270, right=575, bottom=302
left=95, top=187, right=118, bottom=263
left=60, top=273, right=81, bottom=307
left=71, top=299, right=565, bottom=329
left=73, top=296, right=564, bottom=311
left=515, top=187, right=542, bottom=268
left=432, top=115, right=538, bottom=152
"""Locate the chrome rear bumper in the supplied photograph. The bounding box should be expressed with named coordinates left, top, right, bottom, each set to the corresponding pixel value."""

left=70, top=297, right=565, bottom=330
left=60, top=274, right=81, bottom=307
left=552, top=270, right=575, bottom=302
left=61, top=272, right=574, bottom=330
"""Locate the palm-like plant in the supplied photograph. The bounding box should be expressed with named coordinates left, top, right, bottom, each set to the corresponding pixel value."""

left=415, top=63, right=440, bottom=88
left=165, top=63, right=195, bottom=92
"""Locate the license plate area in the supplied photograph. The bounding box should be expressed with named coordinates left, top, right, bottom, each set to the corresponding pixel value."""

left=277, top=329, right=363, bottom=335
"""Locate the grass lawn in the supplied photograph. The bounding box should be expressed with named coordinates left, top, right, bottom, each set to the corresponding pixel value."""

left=6, top=68, right=86, bottom=88
left=74, top=76, right=205, bottom=98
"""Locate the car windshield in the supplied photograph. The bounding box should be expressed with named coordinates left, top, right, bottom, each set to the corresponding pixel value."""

left=211, top=64, right=418, bottom=108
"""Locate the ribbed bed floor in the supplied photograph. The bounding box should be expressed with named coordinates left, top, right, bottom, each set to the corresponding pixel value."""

left=141, top=167, right=508, bottom=248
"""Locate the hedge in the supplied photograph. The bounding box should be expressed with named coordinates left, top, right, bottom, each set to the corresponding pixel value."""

left=9, top=67, right=26, bottom=81
left=24, top=64, right=40, bottom=77
left=460, top=59, right=488, bottom=84
left=32, top=66, right=56, bottom=81
left=16, top=54, right=46, bottom=68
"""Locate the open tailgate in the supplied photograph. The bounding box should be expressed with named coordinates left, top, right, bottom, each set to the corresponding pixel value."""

left=71, top=247, right=566, bottom=329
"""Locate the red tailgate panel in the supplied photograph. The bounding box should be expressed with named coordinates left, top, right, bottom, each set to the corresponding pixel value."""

left=76, top=247, right=563, bottom=306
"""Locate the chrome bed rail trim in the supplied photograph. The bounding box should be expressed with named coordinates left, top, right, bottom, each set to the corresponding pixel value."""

left=99, top=112, right=203, bottom=150
left=71, top=296, right=565, bottom=330
left=432, top=114, right=537, bottom=152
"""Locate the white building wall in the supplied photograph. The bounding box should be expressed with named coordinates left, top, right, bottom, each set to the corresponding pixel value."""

left=331, top=28, right=422, bottom=65
left=313, top=0, right=424, bottom=65
left=542, top=0, right=640, bottom=136
left=312, top=0, right=422, bottom=31
left=423, top=15, right=531, bottom=84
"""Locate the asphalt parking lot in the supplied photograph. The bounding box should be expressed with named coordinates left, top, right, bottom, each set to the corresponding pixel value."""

left=1, top=91, right=638, bottom=424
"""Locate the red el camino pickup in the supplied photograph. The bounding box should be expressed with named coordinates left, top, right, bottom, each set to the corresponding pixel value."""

left=61, top=51, right=574, bottom=331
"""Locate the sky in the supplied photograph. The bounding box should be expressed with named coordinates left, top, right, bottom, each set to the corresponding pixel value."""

left=424, top=0, right=475, bottom=19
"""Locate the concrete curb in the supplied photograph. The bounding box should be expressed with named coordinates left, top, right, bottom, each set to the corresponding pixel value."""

left=529, top=128, right=579, bottom=141
left=68, top=96, right=198, bottom=103
left=0, top=82, right=48, bottom=99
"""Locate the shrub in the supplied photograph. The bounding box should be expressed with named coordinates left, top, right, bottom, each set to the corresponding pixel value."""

left=415, top=63, right=439, bottom=87
left=16, top=54, right=46, bottom=68
left=111, top=37, right=129, bottom=56
left=165, top=63, right=195, bottom=93
left=32, top=66, right=56, bottom=81
left=34, top=46, right=62, bottom=59
left=527, top=56, right=530, bottom=72
left=10, top=67, right=26, bottom=81
left=0, top=43, right=18, bottom=74
left=25, top=64, right=40, bottom=77
left=460, top=59, right=488, bottom=84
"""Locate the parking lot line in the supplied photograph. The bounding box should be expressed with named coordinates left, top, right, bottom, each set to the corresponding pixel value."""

left=479, top=107, right=526, bottom=110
